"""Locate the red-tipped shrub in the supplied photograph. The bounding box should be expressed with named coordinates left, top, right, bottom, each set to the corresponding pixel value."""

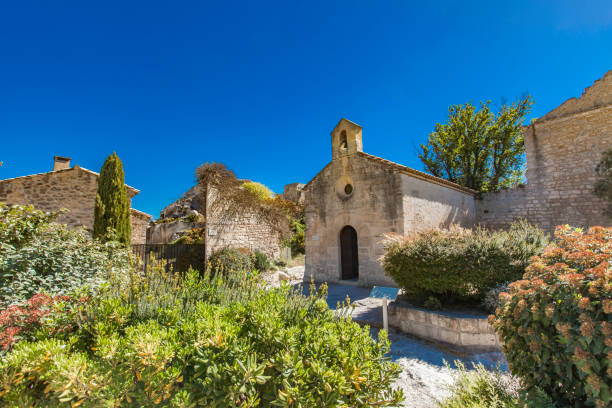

left=493, top=225, right=612, bottom=406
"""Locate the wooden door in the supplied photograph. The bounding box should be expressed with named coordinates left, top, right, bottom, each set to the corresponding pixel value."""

left=340, top=226, right=358, bottom=280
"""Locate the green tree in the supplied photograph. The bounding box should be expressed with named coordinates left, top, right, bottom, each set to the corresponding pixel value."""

left=93, top=152, right=131, bottom=245
left=594, top=148, right=612, bottom=217
left=419, top=95, right=533, bottom=192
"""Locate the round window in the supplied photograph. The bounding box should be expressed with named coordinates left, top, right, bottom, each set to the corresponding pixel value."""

left=344, top=184, right=353, bottom=195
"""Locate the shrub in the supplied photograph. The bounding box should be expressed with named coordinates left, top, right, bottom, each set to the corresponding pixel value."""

left=288, top=218, right=305, bottom=256
left=242, top=181, right=274, bottom=201
left=207, top=247, right=255, bottom=276
left=437, top=361, right=520, bottom=408
left=253, top=250, right=272, bottom=271
left=482, top=282, right=511, bottom=314
left=0, top=204, right=129, bottom=306
left=493, top=226, right=612, bottom=407
left=594, top=148, right=612, bottom=217
left=424, top=296, right=442, bottom=310
left=0, top=261, right=405, bottom=407
left=380, top=220, right=547, bottom=305
left=438, top=361, right=555, bottom=408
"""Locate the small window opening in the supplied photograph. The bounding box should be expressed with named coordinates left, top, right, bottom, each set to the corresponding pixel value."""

left=339, top=130, right=348, bottom=151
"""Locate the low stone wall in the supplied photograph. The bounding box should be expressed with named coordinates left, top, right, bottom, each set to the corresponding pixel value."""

left=388, top=301, right=501, bottom=350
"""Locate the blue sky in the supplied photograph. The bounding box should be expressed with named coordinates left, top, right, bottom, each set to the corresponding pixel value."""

left=1, top=1, right=611, bottom=217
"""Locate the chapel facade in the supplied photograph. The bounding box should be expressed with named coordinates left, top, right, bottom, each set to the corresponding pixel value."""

left=303, top=119, right=477, bottom=286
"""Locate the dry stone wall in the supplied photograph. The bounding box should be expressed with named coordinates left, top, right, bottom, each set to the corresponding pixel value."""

left=477, top=71, right=612, bottom=232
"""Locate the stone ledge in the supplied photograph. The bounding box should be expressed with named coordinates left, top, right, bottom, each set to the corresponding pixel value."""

left=388, top=301, right=501, bottom=351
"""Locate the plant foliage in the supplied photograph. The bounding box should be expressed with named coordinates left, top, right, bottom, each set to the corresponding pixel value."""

left=594, top=148, right=612, bottom=217
left=207, top=247, right=255, bottom=276
left=0, top=204, right=129, bottom=307
left=0, top=261, right=404, bottom=407
left=380, top=220, right=547, bottom=305
left=196, top=162, right=295, bottom=239
left=242, top=181, right=274, bottom=201
left=493, top=226, right=612, bottom=407
left=419, top=96, right=533, bottom=192
left=93, top=152, right=132, bottom=245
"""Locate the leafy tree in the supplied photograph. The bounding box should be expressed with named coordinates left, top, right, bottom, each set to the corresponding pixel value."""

left=419, top=95, right=533, bottom=192
left=594, top=148, right=612, bottom=217
left=93, top=152, right=131, bottom=245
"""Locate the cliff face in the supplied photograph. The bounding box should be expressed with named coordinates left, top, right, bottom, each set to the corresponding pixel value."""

left=159, top=185, right=205, bottom=220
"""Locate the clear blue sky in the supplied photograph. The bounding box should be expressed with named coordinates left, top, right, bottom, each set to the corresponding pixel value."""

left=1, top=1, right=611, bottom=218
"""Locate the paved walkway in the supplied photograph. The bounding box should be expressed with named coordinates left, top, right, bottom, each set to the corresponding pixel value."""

left=291, top=279, right=509, bottom=407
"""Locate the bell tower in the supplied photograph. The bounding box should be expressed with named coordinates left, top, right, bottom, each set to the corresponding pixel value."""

left=331, top=118, right=363, bottom=160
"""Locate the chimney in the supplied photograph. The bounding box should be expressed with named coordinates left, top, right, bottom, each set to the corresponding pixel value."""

left=53, top=156, right=72, bottom=171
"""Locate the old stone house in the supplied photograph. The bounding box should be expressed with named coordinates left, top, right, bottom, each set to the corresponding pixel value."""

left=0, top=156, right=151, bottom=244
left=304, top=119, right=477, bottom=286
left=478, top=69, right=612, bottom=232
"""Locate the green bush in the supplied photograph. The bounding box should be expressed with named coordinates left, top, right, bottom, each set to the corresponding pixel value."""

left=289, top=219, right=305, bottom=256
left=207, top=247, right=255, bottom=276
left=0, top=204, right=129, bottom=306
left=0, top=262, right=404, bottom=407
left=437, top=361, right=554, bottom=408
left=380, top=220, right=547, bottom=305
left=482, top=282, right=511, bottom=314
left=493, top=226, right=612, bottom=407
left=253, top=250, right=272, bottom=271
left=242, top=181, right=274, bottom=201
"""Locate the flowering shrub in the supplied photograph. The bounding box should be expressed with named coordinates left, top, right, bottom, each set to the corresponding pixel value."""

left=0, top=293, right=86, bottom=352
left=493, top=226, right=612, bottom=407
left=380, top=220, right=547, bottom=305
left=0, top=204, right=129, bottom=306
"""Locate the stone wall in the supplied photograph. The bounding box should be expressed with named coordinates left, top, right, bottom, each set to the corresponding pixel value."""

left=401, top=173, right=475, bottom=232
left=130, top=209, right=152, bottom=244
left=305, top=154, right=404, bottom=286
left=477, top=71, right=612, bottom=232
left=204, top=186, right=283, bottom=259
left=0, top=165, right=151, bottom=244
left=388, top=301, right=501, bottom=350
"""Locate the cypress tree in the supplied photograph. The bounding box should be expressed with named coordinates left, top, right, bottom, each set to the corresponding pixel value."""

left=93, top=152, right=131, bottom=245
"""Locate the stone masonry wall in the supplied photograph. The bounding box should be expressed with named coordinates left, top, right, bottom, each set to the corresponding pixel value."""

left=305, top=154, right=404, bottom=287
left=477, top=71, right=612, bottom=233
left=0, top=166, right=150, bottom=244
left=401, top=174, right=475, bottom=232
left=130, top=210, right=151, bottom=244
left=204, top=187, right=282, bottom=260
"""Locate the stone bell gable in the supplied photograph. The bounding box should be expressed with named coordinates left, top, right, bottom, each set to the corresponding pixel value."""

left=0, top=156, right=151, bottom=244
left=304, top=119, right=476, bottom=287
left=477, top=70, right=612, bottom=232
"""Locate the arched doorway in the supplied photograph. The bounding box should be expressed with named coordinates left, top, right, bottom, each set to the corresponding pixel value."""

left=340, top=226, right=359, bottom=280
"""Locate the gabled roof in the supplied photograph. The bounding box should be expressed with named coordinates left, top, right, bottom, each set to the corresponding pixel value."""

left=0, top=165, right=140, bottom=195
left=304, top=152, right=477, bottom=196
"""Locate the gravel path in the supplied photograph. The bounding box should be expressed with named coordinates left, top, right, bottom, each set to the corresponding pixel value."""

left=267, top=267, right=509, bottom=407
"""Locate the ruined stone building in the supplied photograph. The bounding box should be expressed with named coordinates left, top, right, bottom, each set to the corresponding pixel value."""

left=304, top=119, right=477, bottom=286
left=304, top=70, right=611, bottom=286
left=478, top=70, right=612, bottom=232
left=150, top=183, right=283, bottom=260
left=0, top=156, right=151, bottom=244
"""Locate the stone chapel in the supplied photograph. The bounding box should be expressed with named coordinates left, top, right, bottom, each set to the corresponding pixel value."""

left=303, top=118, right=477, bottom=286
